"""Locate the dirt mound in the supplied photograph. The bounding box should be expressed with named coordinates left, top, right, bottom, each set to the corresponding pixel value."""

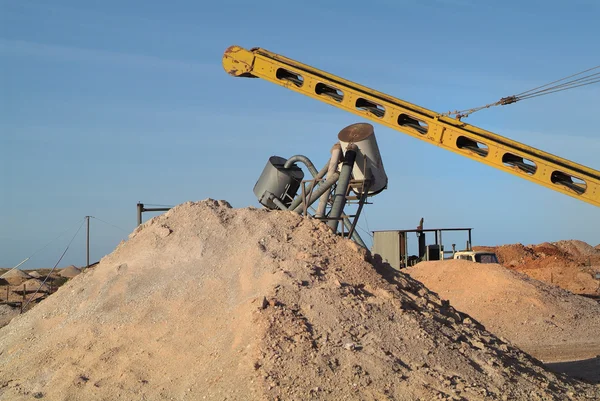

left=554, top=240, right=600, bottom=258
left=20, top=279, right=51, bottom=293
left=0, top=269, right=31, bottom=285
left=0, top=200, right=597, bottom=400
left=406, top=260, right=600, bottom=362
left=0, top=305, right=19, bottom=329
left=27, top=271, right=42, bottom=279
left=58, top=265, right=81, bottom=278
left=474, top=241, right=600, bottom=296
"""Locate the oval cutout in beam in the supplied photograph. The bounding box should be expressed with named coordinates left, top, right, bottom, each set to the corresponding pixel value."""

left=315, top=83, right=344, bottom=102
left=551, top=171, right=587, bottom=195
left=355, top=98, right=385, bottom=118
left=502, top=153, right=537, bottom=175
left=456, top=136, right=489, bottom=157
left=276, top=68, right=304, bottom=87
left=397, top=114, right=428, bottom=135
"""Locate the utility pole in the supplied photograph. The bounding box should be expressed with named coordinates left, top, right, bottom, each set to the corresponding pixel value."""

left=86, top=216, right=90, bottom=269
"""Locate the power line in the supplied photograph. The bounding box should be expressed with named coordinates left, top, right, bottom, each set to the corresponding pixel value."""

left=90, top=216, right=129, bottom=234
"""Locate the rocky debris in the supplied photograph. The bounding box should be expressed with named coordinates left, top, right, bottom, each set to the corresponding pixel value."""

left=0, top=200, right=597, bottom=400
left=475, top=240, right=600, bottom=295
left=553, top=240, right=600, bottom=258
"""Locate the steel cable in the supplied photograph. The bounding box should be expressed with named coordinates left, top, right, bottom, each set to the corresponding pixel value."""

left=515, top=65, right=600, bottom=97
left=22, top=219, right=85, bottom=311
left=442, top=64, right=600, bottom=119
left=1, top=219, right=85, bottom=277
left=91, top=216, right=129, bottom=233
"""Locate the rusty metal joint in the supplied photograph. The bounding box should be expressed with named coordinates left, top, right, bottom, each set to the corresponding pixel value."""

left=499, top=95, right=518, bottom=105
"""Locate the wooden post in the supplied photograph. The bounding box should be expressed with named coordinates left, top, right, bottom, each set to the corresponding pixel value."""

left=21, top=284, right=26, bottom=313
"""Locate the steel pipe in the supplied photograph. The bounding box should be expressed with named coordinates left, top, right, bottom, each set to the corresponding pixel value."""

left=284, top=155, right=319, bottom=177
left=327, top=144, right=357, bottom=232
left=316, top=143, right=342, bottom=218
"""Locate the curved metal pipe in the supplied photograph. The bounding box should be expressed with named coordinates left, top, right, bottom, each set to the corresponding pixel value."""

left=316, top=143, right=342, bottom=218
left=288, top=160, right=330, bottom=211
left=293, top=172, right=340, bottom=214
left=284, top=155, right=318, bottom=177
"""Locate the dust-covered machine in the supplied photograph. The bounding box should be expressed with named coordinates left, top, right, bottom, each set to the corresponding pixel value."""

left=253, top=122, right=387, bottom=247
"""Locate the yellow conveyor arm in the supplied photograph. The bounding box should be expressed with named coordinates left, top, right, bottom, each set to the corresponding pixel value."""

left=223, top=45, right=600, bottom=207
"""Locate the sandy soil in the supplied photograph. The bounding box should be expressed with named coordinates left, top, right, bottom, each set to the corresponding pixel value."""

left=0, top=200, right=598, bottom=400
left=406, top=260, right=600, bottom=360
left=406, top=260, right=600, bottom=384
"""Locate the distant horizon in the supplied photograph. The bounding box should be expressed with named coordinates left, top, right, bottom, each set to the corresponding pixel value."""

left=2, top=228, right=598, bottom=271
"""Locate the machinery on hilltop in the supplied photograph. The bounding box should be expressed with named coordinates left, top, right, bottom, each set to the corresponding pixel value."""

left=222, top=45, right=600, bottom=266
left=252, top=122, right=386, bottom=248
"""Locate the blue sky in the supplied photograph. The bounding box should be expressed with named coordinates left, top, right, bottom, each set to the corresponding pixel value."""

left=1, top=0, right=599, bottom=268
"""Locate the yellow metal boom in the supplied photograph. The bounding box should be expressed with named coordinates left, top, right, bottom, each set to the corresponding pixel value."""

left=223, top=45, right=600, bottom=207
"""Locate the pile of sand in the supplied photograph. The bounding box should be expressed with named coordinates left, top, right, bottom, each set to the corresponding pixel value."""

left=0, top=200, right=597, bottom=400
left=554, top=240, right=600, bottom=258
left=58, top=265, right=81, bottom=278
left=0, top=269, right=31, bottom=286
left=27, top=271, right=42, bottom=279
left=475, top=241, right=600, bottom=295
left=20, top=279, right=51, bottom=294
left=406, top=260, right=600, bottom=362
left=0, top=305, right=19, bottom=329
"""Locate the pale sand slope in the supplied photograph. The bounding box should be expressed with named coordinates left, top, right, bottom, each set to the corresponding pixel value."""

left=407, top=260, right=600, bottom=362
left=0, top=200, right=597, bottom=400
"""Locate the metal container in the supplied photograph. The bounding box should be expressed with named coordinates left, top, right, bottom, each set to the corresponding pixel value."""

left=253, top=156, right=304, bottom=209
left=338, top=123, right=388, bottom=195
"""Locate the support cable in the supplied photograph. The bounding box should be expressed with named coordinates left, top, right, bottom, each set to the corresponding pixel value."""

left=22, top=219, right=85, bottom=311
left=515, top=65, right=600, bottom=97
left=1, top=219, right=85, bottom=277
left=443, top=65, right=600, bottom=119
left=90, top=216, right=129, bottom=234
